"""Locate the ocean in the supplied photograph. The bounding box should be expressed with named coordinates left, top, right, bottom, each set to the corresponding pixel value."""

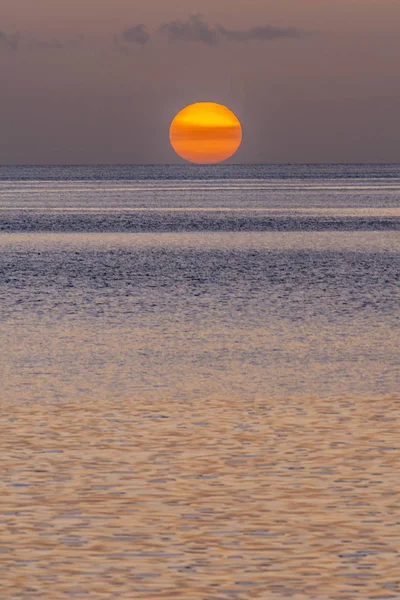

left=1, top=164, right=399, bottom=599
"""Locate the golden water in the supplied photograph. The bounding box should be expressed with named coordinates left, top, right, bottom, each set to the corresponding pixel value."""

left=2, top=392, right=399, bottom=599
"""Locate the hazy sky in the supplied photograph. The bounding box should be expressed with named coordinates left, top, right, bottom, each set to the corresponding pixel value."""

left=1, top=0, right=400, bottom=164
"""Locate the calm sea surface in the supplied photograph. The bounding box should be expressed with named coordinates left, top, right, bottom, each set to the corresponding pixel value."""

left=1, top=164, right=399, bottom=599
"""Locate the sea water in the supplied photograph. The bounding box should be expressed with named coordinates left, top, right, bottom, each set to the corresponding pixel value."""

left=0, top=164, right=399, bottom=599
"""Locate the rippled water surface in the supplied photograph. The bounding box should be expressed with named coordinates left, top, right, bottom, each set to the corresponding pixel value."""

left=1, top=165, right=399, bottom=599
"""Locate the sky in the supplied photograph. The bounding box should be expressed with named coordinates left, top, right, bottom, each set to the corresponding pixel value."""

left=1, top=0, right=400, bottom=164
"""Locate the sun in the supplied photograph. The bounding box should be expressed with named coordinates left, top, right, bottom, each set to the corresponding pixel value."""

left=169, top=102, right=242, bottom=164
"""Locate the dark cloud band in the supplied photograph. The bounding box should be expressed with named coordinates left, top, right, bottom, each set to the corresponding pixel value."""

left=1, top=17, right=308, bottom=56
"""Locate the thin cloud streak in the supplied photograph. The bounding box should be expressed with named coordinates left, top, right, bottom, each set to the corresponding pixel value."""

left=0, top=31, right=85, bottom=52
left=218, top=24, right=309, bottom=42
left=30, top=38, right=64, bottom=49
left=28, top=35, right=85, bottom=50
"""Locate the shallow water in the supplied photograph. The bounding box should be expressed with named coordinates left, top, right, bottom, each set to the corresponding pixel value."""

left=1, top=165, right=399, bottom=599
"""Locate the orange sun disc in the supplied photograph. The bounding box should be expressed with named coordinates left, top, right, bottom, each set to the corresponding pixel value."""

left=169, top=102, right=242, bottom=164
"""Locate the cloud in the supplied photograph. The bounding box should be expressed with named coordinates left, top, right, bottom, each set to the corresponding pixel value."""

left=114, top=24, right=150, bottom=54
left=121, top=25, right=150, bottom=46
left=217, top=24, right=309, bottom=42
left=0, top=30, right=19, bottom=51
left=158, top=14, right=218, bottom=46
